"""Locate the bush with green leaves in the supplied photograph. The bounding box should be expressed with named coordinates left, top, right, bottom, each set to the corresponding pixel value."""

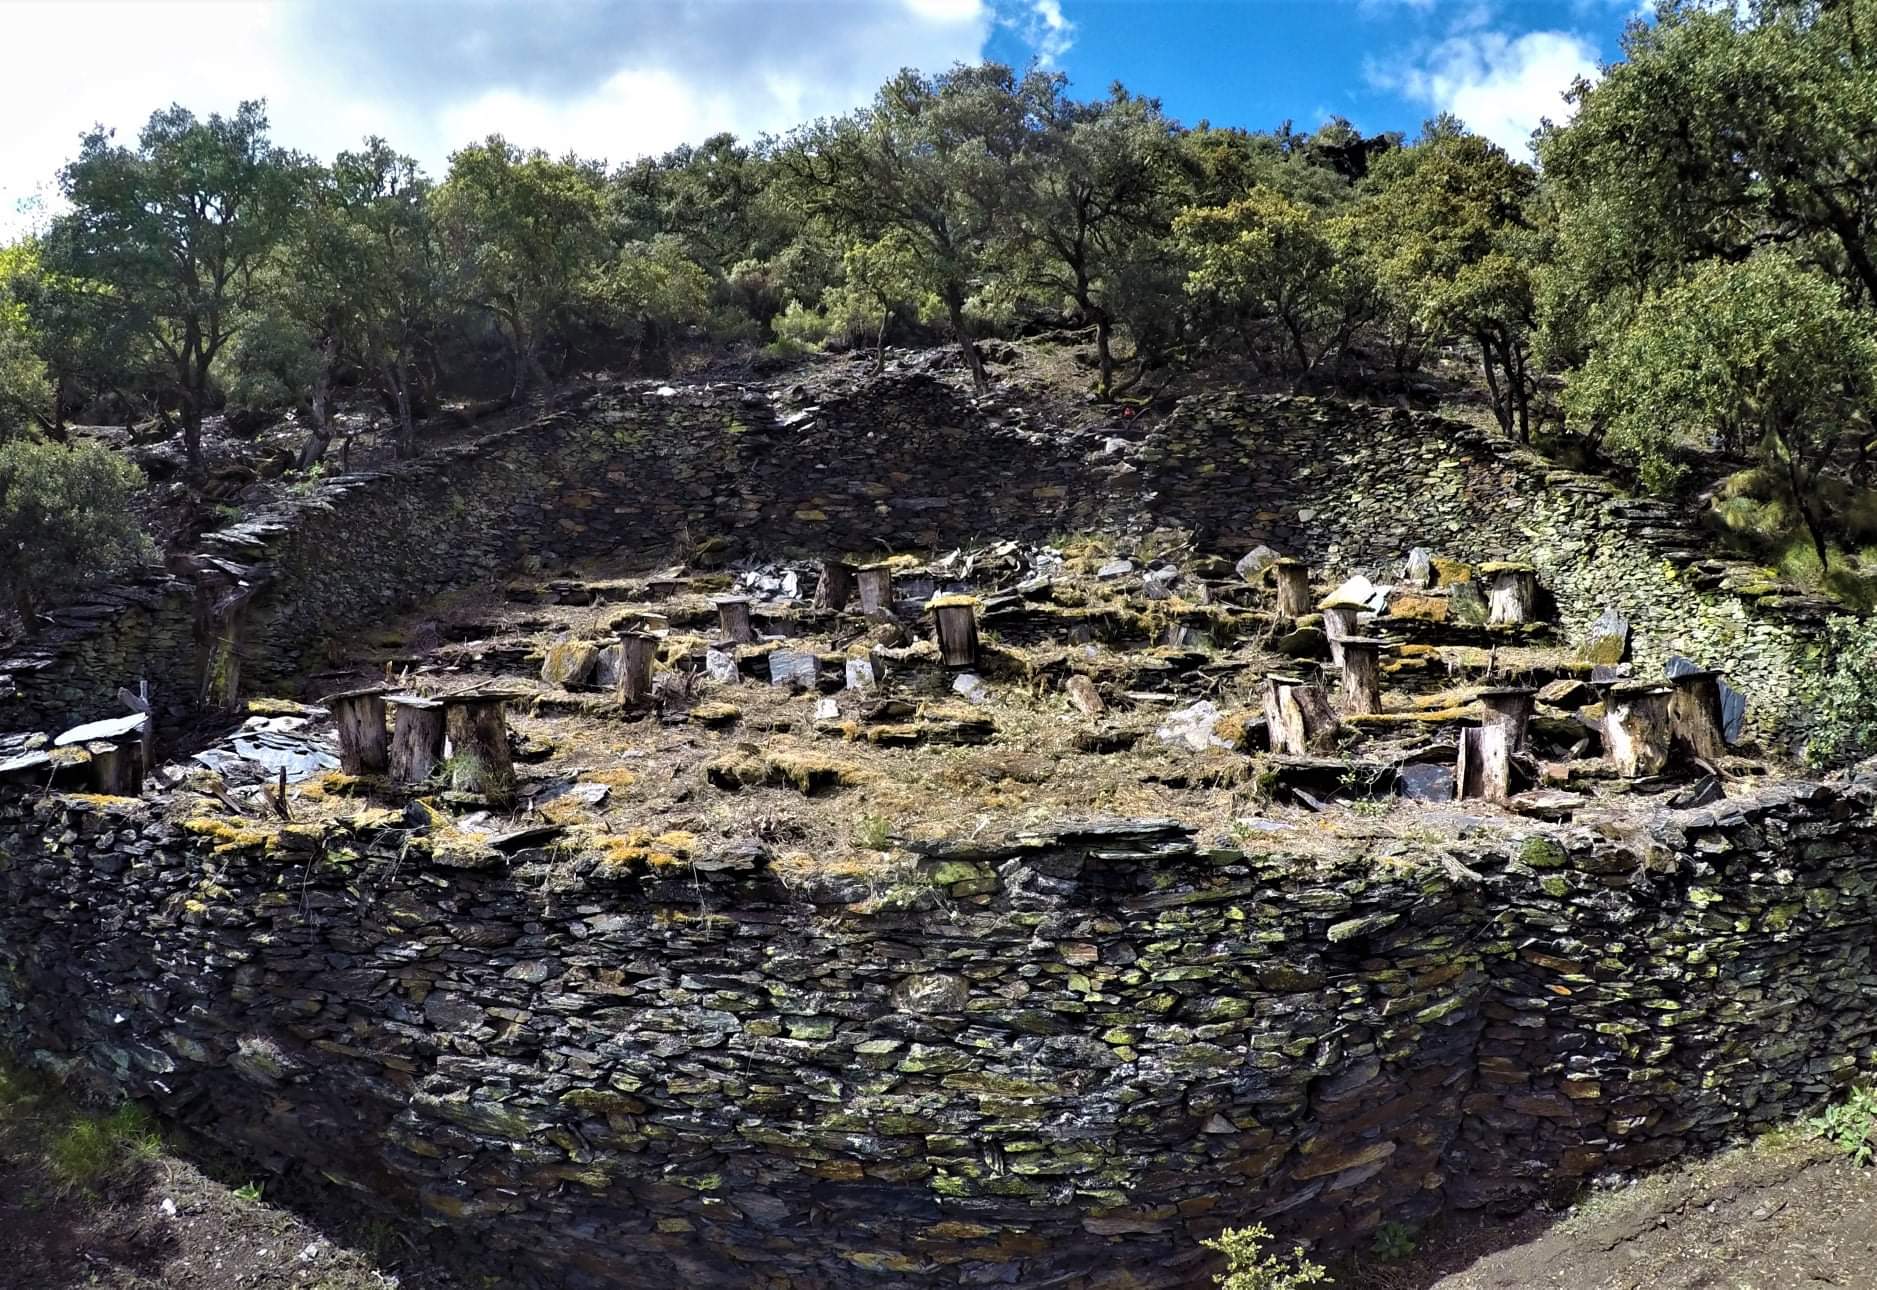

left=1803, top=615, right=1877, bottom=767
left=1204, top=1224, right=1332, bottom=1290
left=0, top=437, right=150, bottom=630
left=1810, top=1086, right=1877, bottom=1166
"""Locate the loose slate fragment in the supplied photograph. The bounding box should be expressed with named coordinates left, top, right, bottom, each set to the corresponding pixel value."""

left=1403, top=547, right=1435, bottom=589
left=1582, top=607, right=1631, bottom=665
left=1236, top=545, right=1279, bottom=582
left=54, top=713, right=147, bottom=747
left=705, top=648, right=740, bottom=684
left=767, top=649, right=819, bottom=690
left=844, top=658, right=877, bottom=691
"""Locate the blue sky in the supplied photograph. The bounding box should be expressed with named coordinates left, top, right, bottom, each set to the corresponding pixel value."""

left=0, top=0, right=1644, bottom=235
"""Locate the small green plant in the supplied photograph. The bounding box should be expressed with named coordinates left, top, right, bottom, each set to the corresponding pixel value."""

left=1370, top=1220, right=1417, bottom=1262
left=1810, top=1085, right=1877, bottom=1166
left=45, top=1103, right=163, bottom=1194
left=853, top=814, right=893, bottom=851
left=234, top=1179, right=266, bottom=1203
left=1204, top=1223, right=1332, bottom=1290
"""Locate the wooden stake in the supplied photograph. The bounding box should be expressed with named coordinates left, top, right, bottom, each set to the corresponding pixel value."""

left=1477, top=685, right=1536, bottom=755
left=326, top=687, right=389, bottom=776
left=1456, top=724, right=1511, bottom=801
left=443, top=694, right=518, bottom=805
left=1262, top=674, right=1341, bottom=756
left=715, top=596, right=754, bottom=644
left=815, top=560, right=856, bottom=612
left=1482, top=562, right=1538, bottom=627
left=856, top=565, right=895, bottom=616
left=1272, top=558, right=1312, bottom=619
left=931, top=597, right=980, bottom=668
left=1600, top=682, right=1673, bottom=777
left=616, top=631, right=659, bottom=708
left=1669, top=669, right=1728, bottom=763
left=87, top=736, right=143, bottom=796
left=1335, top=637, right=1388, bottom=715
left=387, top=694, right=447, bottom=784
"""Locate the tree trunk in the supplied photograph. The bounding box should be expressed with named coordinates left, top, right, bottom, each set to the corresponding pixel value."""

left=297, top=344, right=335, bottom=471
left=874, top=308, right=889, bottom=375
left=443, top=697, right=517, bottom=806
left=329, top=689, right=390, bottom=776
left=1782, top=433, right=1831, bottom=571
left=943, top=287, right=989, bottom=392
left=1095, top=313, right=1114, bottom=401
left=393, top=364, right=416, bottom=461
left=13, top=584, right=36, bottom=639
left=388, top=697, right=447, bottom=784
left=1478, top=332, right=1510, bottom=434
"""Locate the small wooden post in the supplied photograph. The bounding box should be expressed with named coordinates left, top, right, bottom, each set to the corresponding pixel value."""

left=1456, top=724, right=1512, bottom=802
left=326, top=686, right=390, bottom=775
left=1482, top=562, right=1538, bottom=627
left=715, top=596, right=755, bottom=645
left=1272, top=558, right=1312, bottom=619
left=646, top=573, right=689, bottom=600
left=856, top=564, right=895, bottom=616
left=816, top=560, right=856, bottom=612
left=930, top=596, right=981, bottom=668
left=442, top=693, right=518, bottom=805
left=1669, top=668, right=1728, bottom=763
left=1335, top=637, right=1388, bottom=715
left=1600, top=682, right=1673, bottom=777
left=616, top=631, right=659, bottom=708
left=53, top=714, right=147, bottom=796
left=1477, top=685, right=1536, bottom=755
left=387, top=694, right=447, bottom=784
left=1317, top=592, right=1365, bottom=667
left=1263, top=674, right=1341, bottom=756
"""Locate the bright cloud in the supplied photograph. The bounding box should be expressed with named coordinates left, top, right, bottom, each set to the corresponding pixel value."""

left=1026, top=0, right=1078, bottom=65
left=1379, top=28, right=1601, bottom=154
left=0, top=0, right=1018, bottom=237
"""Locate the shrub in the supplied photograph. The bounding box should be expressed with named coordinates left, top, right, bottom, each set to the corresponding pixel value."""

left=1804, top=615, right=1877, bottom=767
left=0, top=437, right=150, bottom=630
left=1811, top=1086, right=1877, bottom=1166
left=1204, top=1224, right=1332, bottom=1290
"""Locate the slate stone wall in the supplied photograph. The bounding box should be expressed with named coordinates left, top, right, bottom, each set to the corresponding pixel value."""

left=0, top=379, right=1833, bottom=742
left=2, top=776, right=1873, bottom=1287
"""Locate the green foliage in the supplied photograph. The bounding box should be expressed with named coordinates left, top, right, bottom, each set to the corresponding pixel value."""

left=0, top=437, right=151, bottom=622
left=1803, top=615, right=1877, bottom=766
left=853, top=814, right=893, bottom=851
left=48, top=100, right=298, bottom=465
left=1370, top=1221, right=1417, bottom=1262
left=45, top=1103, right=163, bottom=1194
left=1565, top=254, right=1877, bottom=566
left=1204, top=1224, right=1332, bottom=1290
left=1809, top=1085, right=1877, bottom=1166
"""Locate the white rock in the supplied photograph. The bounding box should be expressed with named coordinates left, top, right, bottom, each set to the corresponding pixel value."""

left=705, top=649, right=740, bottom=684
left=844, top=659, right=877, bottom=691
left=1235, top=546, right=1280, bottom=582
left=1156, top=700, right=1228, bottom=752
left=952, top=673, right=992, bottom=704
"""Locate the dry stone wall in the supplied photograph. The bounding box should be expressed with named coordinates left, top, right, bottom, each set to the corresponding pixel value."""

left=2, top=777, right=1874, bottom=1287
left=0, top=379, right=1835, bottom=742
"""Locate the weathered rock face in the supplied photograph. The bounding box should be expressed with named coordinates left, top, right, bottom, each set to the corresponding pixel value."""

left=3, top=777, right=1874, bottom=1288
left=0, top=381, right=1835, bottom=743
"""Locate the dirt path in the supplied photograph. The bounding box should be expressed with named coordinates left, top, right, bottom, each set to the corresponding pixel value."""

left=1350, top=1140, right=1877, bottom=1290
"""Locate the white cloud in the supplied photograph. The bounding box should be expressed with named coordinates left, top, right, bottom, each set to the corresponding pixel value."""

left=1025, top=0, right=1078, bottom=65
left=1378, top=28, right=1600, bottom=154
left=0, top=0, right=1008, bottom=237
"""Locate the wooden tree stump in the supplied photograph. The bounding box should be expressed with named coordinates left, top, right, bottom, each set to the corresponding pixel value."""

left=1335, top=637, right=1389, bottom=715
left=1600, top=681, right=1673, bottom=777
left=1669, top=668, right=1728, bottom=762
left=1272, top=558, right=1312, bottom=619
left=1482, top=562, right=1538, bottom=626
left=815, top=560, right=856, bottom=612
left=326, top=687, right=389, bottom=776
left=931, top=596, right=980, bottom=668
left=1477, top=685, right=1536, bottom=754
left=54, top=714, right=148, bottom=796
left=1317, top=592, right=1365, bottom=667
left=616, top=631, right=659, bottom=708
left=1263, top=674, right=1341, bottom=756
left=1456, top=724, right=1512, bottom=802
left=442, top=693, right=519, bottom=805
left=387, top=694, right=446, bottom=784
left=856, top=565, right=895, bottom=616
left=715, top=596, right=755, bottom=644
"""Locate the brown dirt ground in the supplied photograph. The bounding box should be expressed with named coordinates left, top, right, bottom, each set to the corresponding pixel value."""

left=0, top=1078, right=459, bottom=1290
left=1340, top=1139, right=1877, bottom=1290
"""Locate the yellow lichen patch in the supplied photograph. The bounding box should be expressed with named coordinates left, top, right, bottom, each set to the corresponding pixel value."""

left=926, top=593, right=979, bottom=610
left=1211, top=709, right=1262, bottom=751
left=1386, top=594, right=1450, bottom=623
left=346, top=808, right=405, bottom=832
left=689, top=702, right=742, bottom=727
left=182, top=816, right=279, bottom=851
left=1430, top=557, right=1473, bottom=586
left=298, top=772, right=367, bottom=801
left=245, top=696, right=315, bottom=717
left=1345, top=705, right=1479, bottom=727
left=581, top=768, right=639, bottom=788
left=584, top=827, right=700, bottom=876
left=60, top=792, right=144, bottom=809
